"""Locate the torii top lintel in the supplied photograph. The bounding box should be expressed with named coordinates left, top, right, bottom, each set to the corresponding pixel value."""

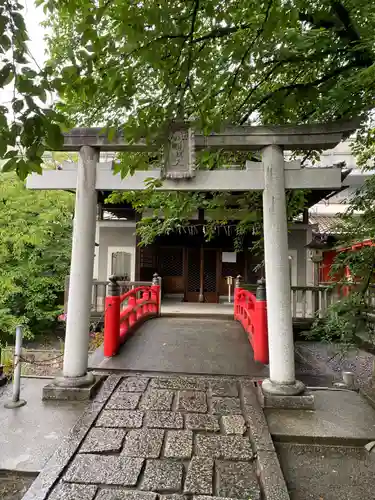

left=62, top=118, right=360, bottom=152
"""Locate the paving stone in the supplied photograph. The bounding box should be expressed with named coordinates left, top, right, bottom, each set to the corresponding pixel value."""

left=151, top=377, right=207, bottom=391
left=193, top=496, right=238, bottom=500
left=118, top=377, right=150, bottom=392
left=164, top=430, right=193, bottom=458
left=122, top=429, right=164, bottom=458
left=141, top=459, right=183, bottom=492
left=96, top=410, right=143, bottom=428
left=107, top=391, right=142, bottom=410
left=79, top=428, right=126, bottom=453
left=209, top=380, right=238, bottom=397
left=144, top=411, right=184, bottom=429
left=64, top=454, right=143, bottom=485
left=140, top=389, right=174, bottom=410
left=195, top=435, right=253, bottom=460
left=241, top=383, right=275, bottom=452
left=48, top=482, right=97, bottom=500
left=159, top=496, right=186, bottom=500
left=216, top=461, right=260, bottom=499
left=211, top=397, right=241, bottom=415
left=221, top=415, right=245, bottom=435
left=178, top=391, right=207, bottom=413
left=185, top=413, right=220, bottom=432
left=184, top=457, right=213, bottom=495
left=257, top=450, right=290, bottom=500
left=95, top=490, right=157, bottom=500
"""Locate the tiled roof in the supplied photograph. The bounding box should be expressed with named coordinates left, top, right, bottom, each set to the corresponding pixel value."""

left=309, top=214, right=342, bottom=234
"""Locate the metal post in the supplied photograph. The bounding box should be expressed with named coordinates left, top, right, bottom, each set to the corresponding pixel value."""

left=5, top=325, right=26, bottom=409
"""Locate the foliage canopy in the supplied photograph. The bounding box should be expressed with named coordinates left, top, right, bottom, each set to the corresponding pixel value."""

left=0, top=172, right=74, bottom=341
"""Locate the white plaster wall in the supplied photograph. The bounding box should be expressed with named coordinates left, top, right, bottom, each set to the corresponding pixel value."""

left=288, top=228, right=308, bottom=286
left=97, top=224, right=137, bottom=281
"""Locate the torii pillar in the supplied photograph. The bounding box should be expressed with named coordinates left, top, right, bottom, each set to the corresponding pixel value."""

left=261, top=145, right=304, bottom=396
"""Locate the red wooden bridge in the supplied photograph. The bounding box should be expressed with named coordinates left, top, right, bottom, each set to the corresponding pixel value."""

left=103, top=274, right=269, bottom=366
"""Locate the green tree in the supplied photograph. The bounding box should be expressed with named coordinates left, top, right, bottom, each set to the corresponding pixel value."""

left=42, top=0, right=375, bottom=243
left=0, top=172, right=74, bottom=341
left=43, top=0, right=374, bottom=134
left=0, top=1, right=66, bottom=178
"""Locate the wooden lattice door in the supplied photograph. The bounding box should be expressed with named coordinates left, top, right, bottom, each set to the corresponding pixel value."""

left=186, top=248, right=219, bottom=303
left=186, top=248, right=201, bottom=302
left=203, top=249, right=219, bottom=303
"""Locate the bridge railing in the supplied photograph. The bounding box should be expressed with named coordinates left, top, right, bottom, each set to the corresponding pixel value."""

left=234, top=277, right=268, bottom=364
left=240, top=282, right=375, bottom=320
left=103, top=274, right=161, bottom=357
left=64, top=276, right=153, bottom=316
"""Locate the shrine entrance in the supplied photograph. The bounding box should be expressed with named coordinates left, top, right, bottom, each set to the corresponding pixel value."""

left=138, top=230, right=254, bottom=303
left=27, top=118, right=359, bottom=399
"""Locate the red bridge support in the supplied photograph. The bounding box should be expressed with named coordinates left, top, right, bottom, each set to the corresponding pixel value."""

left=234, top=277, right=269, bottom=365
left=104, top=274, right=161, bottom=357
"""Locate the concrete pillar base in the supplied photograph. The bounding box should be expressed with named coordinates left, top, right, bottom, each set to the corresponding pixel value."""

left=4, top=399, right=27, bottom=409
left=262, top=378, right=305, bottom=396
left=53, top=372, right=96, bottom=388
left=42, top=373, right=103, bottom=401
left=259, top=379, right=315, bottom=410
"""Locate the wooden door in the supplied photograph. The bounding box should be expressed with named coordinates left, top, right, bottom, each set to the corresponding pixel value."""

left=185, top=248, right=219, bottom=302
left=159, top=246, right=184, bottom=294
left=186, top=248, right=201, bottom=302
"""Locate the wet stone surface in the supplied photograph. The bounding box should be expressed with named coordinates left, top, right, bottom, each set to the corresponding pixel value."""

left=95, top=491, right=157, bottom=500
left=122, top=429, right=164, bottom=458
left=96, top=410, right=144, bottom=428
left=117, top=377, right=150, bottom=392
left=140, top=389, right=174, bottom=411
left=164, top=430, right=193, bottom=458
left=212, top=397, right=242, bottom=415
left=185, top=413, right=220, bottom=432
left=150, top=377, right=207, bottom=391
left=64, top=455, right=144, bottom=485
left=32, top=374, right=280, bottom=500
left=140, top=460, right=184, bottom=492
left=106, top=391, right=142, bottom=410
left=48, top=483, right=97, bottom=500
left=184, top=457, right=213, bottom=495
left=209, top=380, right=239, bottom=397
left=96, top=491, right=157, bottom=500
left=195, top=435, right=253, bottom=460
left=178, top=391, right=207, bottom=413
left=216, top=461, right=260, bottom=499
left=144, top=411, right=184, bottom=429
left=221, top=415, right=245, bottom=435
left=79, top=428, right=126, bottom=453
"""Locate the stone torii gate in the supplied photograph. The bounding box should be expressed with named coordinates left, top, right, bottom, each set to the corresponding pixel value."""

left=27, top=119, right=359, bottom=399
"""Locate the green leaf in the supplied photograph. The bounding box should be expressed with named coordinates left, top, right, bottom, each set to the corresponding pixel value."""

left=0, top=137, right=7, bottom=157
left=4, top=150, right=18, bottom=159
left=1, top=157, right=17, bottom=172
left=46, top=124, right=63, bottom=149
left=12, top=99, right=24, bottom=113
left=0, top=63, right=14, bottom=86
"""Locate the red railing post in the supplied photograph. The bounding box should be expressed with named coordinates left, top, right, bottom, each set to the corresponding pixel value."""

left=151, top=273, right=161, bottom=315
left=104, top=277, right=121, bottom=357
left=254, top=278, right=268, bottom=365
left=128, top=294, right=137, bottom=326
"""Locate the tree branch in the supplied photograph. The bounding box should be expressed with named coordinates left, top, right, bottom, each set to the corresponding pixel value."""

left=239, top=61, right=358, bottom=124
left=228, top=0, right=273, bottom=97
left=191, top=23, right=251, bottom=44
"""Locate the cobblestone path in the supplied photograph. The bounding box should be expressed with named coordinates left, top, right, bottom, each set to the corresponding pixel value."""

left=23, top=375, right=289, bottom=500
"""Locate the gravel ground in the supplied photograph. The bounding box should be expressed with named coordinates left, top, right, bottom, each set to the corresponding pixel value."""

left=295, top=341, right=375, bottom=387
left=0, top=472, right=37, bottom=500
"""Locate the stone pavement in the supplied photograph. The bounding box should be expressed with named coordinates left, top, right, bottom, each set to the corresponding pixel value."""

left=23, top=374, right=289, bottom=500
